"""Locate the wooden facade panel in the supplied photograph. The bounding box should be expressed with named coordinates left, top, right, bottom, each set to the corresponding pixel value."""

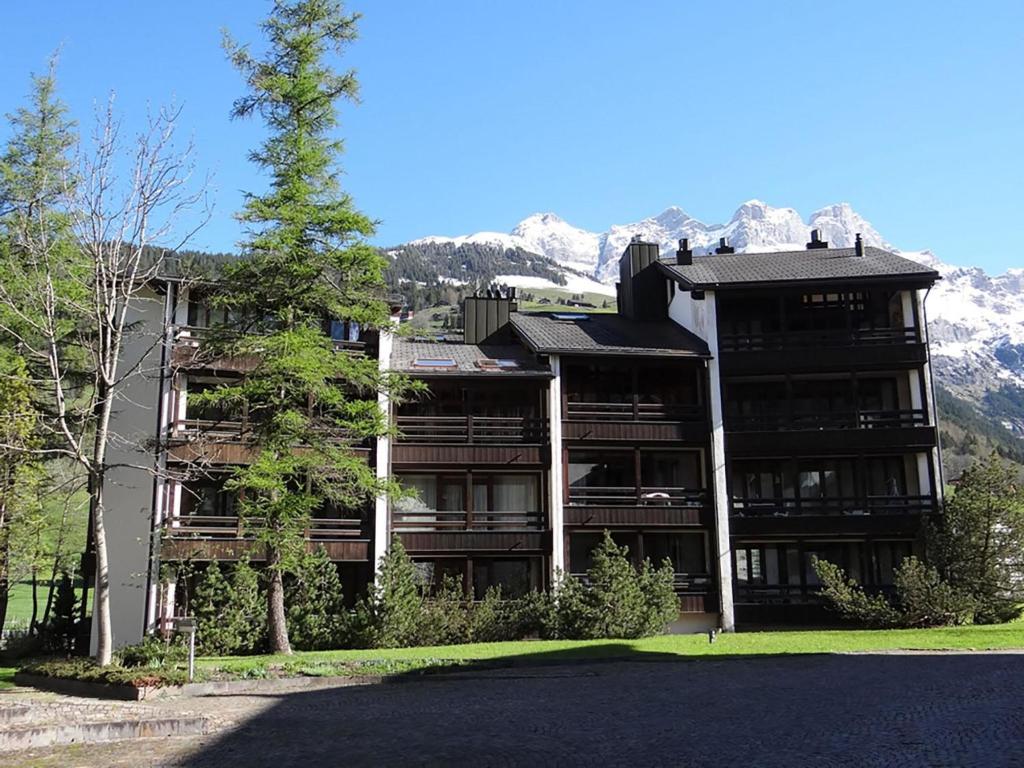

left=562, top=420, right=709, bottom=444
left=168, top=442, right=371, bottom=466
left=398, top=531, right=548, bottom=554
left=564, top=506, right=704, bottom=527
left=720, top=343, right=928, bottom=375
left=391, top=444, right=545, bottom=466
left=726, top=426, right=938, bottom=456
left=679, top=595, right=708, bottom=614
left=161, top=538, right=371, bottom=562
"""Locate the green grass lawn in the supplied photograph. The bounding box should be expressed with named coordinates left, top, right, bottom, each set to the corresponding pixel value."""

left=4, top=581, right=86, bottom=629
left=198, top=620, right=1024, bottom=679
left=0, top=666, right=16, bottom=690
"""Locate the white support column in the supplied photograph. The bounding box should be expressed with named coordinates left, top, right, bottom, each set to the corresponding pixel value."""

left=373, top=327, right=395, bottom=573
left=704, top=292, right=736, bottom=632
left=914, top=288, right=945, bottom=502
left=548, top=354, right=565, bottom=579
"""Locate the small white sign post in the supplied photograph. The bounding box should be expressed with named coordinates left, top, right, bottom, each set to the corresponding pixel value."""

left=175, top=617, right=197, bottom=682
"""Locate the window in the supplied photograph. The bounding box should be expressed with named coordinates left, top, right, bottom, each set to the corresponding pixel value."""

left=412, top=358, right=457, bottom=369
left=476, top=359, right=521, bottom=371
left=471, top=558, right=540, bottom=599
left=551, top=313, right=589, bottom=321
left=568, top=451, right=632, bottom=489
left=640, top=452, right=701, bottom=489
left=644, top=533, right=707, bottom=575
left=179, top=477, right=236, bottom=517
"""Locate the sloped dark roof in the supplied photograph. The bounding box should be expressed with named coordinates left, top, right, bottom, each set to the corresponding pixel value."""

left=390, top=337, right=551, bottom=377
left=510, top=312, right=710, bottom=358
left=659, top=246, right=939, bottom=289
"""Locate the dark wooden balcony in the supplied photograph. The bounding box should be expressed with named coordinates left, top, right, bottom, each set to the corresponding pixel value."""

left=726, top=423, right=937, bottom=456
left=166, top=419, right=372, bottom=464
left=719, top=327, right=919, bottom=352
left=730, top=495, right=936, bottom=535
left=726, top=408, right=928, bottom=432
left=719, top=328, right=927, bottom=375
left=391, top=415, right=547, bottom=466
left=395, top=415, right=547, bottom=444
left=171, top=325, right=366, bottom=371
left=731, top=494, right=935, bottom=518
left=391, top=509, right=545, bottom=532
left=563, top=402, right=708, bottom=443
left=565, top=486, right=706, bottom=526
left=160, top=514, right=370, bottom=561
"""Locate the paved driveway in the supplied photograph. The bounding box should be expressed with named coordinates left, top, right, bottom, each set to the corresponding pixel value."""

left=9, top=652, right=1024, bottom=767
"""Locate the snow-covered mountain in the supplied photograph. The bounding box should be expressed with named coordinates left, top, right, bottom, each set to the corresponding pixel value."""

left=410, top=200, right=1024, bottom=436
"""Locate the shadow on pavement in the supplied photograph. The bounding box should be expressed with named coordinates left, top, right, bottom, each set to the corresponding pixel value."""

left=176, top=650, right=1024, bottom=768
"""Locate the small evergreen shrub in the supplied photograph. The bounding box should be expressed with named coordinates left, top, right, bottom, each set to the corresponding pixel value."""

left=41, top=572, right=79, bottom=654
left=286, top=547, right=349, bottom=650
left=354, top=537, right=423, bottom=648
left=553, top=532, right=680, bottom=640
left=191, top=560, right=267, bottom=655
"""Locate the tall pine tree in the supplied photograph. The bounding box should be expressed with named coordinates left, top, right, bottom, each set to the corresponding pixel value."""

left=210, top=1, right=418, bottom=653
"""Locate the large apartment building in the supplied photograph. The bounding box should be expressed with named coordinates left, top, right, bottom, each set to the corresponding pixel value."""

left=86, top=231, right=942, bottom=647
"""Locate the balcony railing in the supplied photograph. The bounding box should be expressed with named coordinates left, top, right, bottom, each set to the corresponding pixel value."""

left=162, top=515, right=365, bottom=540
left=171, top=419, right=370, bottom=447
left=571, top=571, right=712, bottom=594
left=565, top=401, right=705, bottom=422
left=390, top=509, right=545, bottom=531
left=731, top=494, right=935, bottom=517
left=394, top=415, right=547, bottom=444
left=174, top=325, right=366, bottom=352
left=726, top=408, right=928, bottom=432
left=719, top=327, right=918, bottom=352
left=568, top=487, right=706, bottom=507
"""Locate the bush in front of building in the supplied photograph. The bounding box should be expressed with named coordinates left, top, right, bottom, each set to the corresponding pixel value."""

left=191, top=560, right=266, bottom=656
left=285, top=547, right=350, bottom=651
left=815, top=453, right=1024, bottom=628
left=552, top=531, right=680, bottom=640
left=813, top=556, right=974, bottom=628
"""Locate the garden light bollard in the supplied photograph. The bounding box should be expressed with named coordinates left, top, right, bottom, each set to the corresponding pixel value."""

left=175, top=617, right=197, bottom=682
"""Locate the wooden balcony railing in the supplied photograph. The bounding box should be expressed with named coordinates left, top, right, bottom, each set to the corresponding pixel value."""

left=390, top=509, right=545, bottom=531
left=567, top=487, right=706, bottom=507
left=719, top=327, right=919, bottom=352
left=171, top=419, right=370, bottom=447
left=725, top=408, right=928, bottom=432
left=564, top=401, right=705, bottom=422
left=394, top=415, right=547, bottom=444
left=731, top=494, right=935, bottom=517
left=163, top=515, right=365, bottom=540
left=571, top=571, right=712, bottom=594
left=174, top=325, right=366, bottom=352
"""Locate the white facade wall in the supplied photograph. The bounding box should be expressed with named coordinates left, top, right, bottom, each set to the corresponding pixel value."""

left=668, top=286, right=735, bottom=631
left=547, top=355, right=565, bottom=579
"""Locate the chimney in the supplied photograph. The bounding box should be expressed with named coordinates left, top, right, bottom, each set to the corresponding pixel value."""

left=618, top=239, right=667, bottom=320
left=463, top=284, right=518, bottom=344
left=675, top=238, right=693, bottom=266
left=806, top=228, right=829, bottom=250
left=854, top=233, right=864, bottom=258
left=714, top=237, right=735, bottom=255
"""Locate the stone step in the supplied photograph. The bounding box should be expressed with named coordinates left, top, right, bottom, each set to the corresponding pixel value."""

left=0, top=714, right=213, bottom=751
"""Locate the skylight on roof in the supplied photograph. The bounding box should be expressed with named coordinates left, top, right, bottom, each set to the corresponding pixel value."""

left=551, top=313, right=589, bottom=321
left=477, top=358, right=521, bottom=371
left=413, top=358, right=456, bottom=368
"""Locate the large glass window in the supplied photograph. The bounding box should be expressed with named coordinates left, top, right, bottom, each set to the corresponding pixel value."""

left=472, top=558, right=540, bottom=599
left=644, top=533, right=707, bottom=575
left=568, top=452, right=632, bottom=489
left=179, top=477, right=236, bottom=517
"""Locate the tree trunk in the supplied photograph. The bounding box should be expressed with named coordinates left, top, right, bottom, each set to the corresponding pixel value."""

left=30, top=567, right=39, bottom=635
left=92, top=472, right=113, bottom=666
left=266, top=543, right=291, bottom=655
left=41, top=494, right=72, bottom=629
left=0, top=498, right=8, bottom=634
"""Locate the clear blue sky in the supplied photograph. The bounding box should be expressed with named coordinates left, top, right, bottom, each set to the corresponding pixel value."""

left=3, top=1, right=1022, bottom=270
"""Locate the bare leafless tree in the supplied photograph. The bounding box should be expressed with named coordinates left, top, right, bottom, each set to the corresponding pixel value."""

left=0, top=97, right=207, bottom=665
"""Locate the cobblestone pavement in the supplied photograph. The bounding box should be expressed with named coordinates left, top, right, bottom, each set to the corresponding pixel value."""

left=6, top=652, right=1023, bottom=767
